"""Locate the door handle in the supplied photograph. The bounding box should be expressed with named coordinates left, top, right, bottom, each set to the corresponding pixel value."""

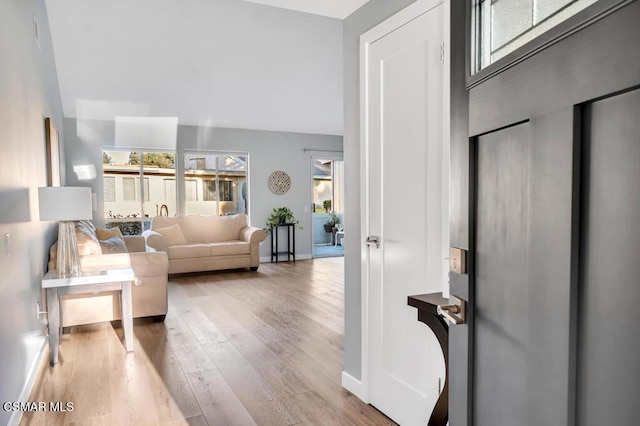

left=365, top=235, right=380, bottom=248
left=437, top=296, right=466, bottom=325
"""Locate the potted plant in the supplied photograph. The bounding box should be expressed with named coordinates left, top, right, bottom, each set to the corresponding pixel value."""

left=322, top=199, right=332, bottom=213
left=264, top=207, right=302, bottom=234
left=323, top=212, right=338, bottom=233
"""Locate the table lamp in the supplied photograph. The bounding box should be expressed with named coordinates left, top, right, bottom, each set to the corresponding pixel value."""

left=38, top=187, right=92, bottom=277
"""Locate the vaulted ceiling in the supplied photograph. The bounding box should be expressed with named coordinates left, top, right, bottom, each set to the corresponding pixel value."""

left=45, top=0, right=348, bottom=136
left=240, top=0, right=370, bottom=19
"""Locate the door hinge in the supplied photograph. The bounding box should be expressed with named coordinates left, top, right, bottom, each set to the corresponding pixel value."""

left=440, top=42, right=445, bottom=64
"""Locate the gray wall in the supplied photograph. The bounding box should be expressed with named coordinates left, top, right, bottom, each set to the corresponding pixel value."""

left=0, top=0, right=64, bottom=423
left=342, top=0, right=417, bottom=380
left=63, top=119, right=343, bottom=259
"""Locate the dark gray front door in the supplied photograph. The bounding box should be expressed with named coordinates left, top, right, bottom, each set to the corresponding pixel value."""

left=448, top=1, right=640, bottom=425
left=475, top=114, right=576, bottom=425
left=577, top=88, right=640, bottom=426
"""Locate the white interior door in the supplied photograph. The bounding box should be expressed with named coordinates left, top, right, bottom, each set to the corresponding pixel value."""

left=363, top=1, right=446, bottom=425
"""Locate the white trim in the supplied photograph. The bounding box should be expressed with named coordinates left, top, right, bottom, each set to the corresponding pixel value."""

left=304, top=150, right=344, bottom=160
left=342, top=371, right=368, bottom=403
left=8, top=337, right=48, bottom=426
left=359, top=0, right=447, bottom=407
left=259, top=253, right=312, bottom=263
left=359, top=7, right=371, bottom=404
left=442, top=0, right=451, bottom=298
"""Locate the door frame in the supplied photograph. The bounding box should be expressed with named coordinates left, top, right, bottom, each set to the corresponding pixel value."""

left=308, top=152, right=344, bottom=257
left=356, top=0, right=451, bottom=403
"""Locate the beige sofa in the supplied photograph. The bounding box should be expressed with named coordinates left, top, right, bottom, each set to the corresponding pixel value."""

left=48, top=221, right=169, bottom=326
left=142, top=214, right=266, bottom=274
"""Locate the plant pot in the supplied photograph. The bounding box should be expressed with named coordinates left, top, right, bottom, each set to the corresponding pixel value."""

left=324, top=224, right=334, bottom=233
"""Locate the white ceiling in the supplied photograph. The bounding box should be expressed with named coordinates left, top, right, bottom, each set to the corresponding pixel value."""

left=45, top=0, right=345, bottom=136
left=241, top=0, right=370, bottom=19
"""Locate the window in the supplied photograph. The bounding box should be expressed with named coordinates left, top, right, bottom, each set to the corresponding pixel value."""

left=184, top=152, right=248, bottom=216
left=104, top=177, right=115, bottom=202
left=219, top=181, right=233, bottom=201
left=185, top=179, right=198, bottom=201
left=203, top=180, right=217, bottom=201
left=313, top=159, right=333, bottom=213
left=142, top=178, right=150, bottom=202
left=103, top=149, right=176, bottom=234
left=123, top=177, right=136, bottom=201
left=473, top=0, right=598, bottom=73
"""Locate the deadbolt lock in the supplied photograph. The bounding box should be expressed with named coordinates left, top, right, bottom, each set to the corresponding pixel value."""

left=449, top=247, right=467, bottom=274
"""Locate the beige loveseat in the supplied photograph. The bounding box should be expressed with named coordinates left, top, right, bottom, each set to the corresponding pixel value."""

left=142, top=214, right=266, bottom=274
left=48, top=221, right=169, bottom=326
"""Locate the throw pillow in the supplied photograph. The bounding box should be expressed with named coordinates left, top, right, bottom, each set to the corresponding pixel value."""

left=75, top=221, right=101, bottom=256
left=96, top=227, right=125, bottom=243
left=98, top=236, right=128, bottom=254
left=155, top=224, right=187, bottom=246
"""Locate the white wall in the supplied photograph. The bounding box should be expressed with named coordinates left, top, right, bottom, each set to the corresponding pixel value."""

left=63, top=119, right=343, bottom=259
left=0, top=1, right=64, bottom=423
left=45, top=0, right=344, bottom=136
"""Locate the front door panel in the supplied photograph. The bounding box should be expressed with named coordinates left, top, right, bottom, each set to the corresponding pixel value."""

left=475, top=112, right=575, bottom=425
left=577, top=88, right=640, bottom=426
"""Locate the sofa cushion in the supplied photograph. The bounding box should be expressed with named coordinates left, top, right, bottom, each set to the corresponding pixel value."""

left=168, top=244, right=210, bottom=260
left=99, top=236, right=128, bottom=254
left=156, top=224, right=187, bottom=246
left=202, top=214, right=246, bottom=243
left=209, top=241, right=250, bottom=256
left=178, top=215, right=208, bottom=243
left=96, top=227, right=125, bottom=243
left=151, top=214, right=249, bottom=244
left=129, top=252, right=169, bottom=276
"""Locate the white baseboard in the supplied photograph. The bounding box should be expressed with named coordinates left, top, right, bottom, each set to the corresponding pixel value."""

left=342, top=371, right=368, bottom=403
left=9, top=337, right=48, bottom=426
left=259, top=254, right=312, bottom=263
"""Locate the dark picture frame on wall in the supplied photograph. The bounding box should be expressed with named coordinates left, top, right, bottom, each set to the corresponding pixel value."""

left=45, top=117, right=60, bottom=186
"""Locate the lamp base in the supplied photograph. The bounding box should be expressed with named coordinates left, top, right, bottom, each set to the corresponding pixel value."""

left=56, top=221, right=80, bottom=277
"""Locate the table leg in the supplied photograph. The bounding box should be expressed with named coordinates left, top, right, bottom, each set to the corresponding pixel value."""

left=46, top=288, right=59, bottom=366
left=59, top=295, right=63, bottom=341
left=121, top=280, right=134, bottom=352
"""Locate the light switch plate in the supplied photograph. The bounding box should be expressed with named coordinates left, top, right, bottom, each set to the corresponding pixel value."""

left=449, top=247, right=466, bottom=274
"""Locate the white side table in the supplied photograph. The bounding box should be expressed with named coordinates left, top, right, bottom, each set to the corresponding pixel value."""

left=42, top=268, right=135, bottom=366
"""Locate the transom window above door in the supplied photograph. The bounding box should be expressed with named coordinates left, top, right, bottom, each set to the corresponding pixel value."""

left=472, top=0, right=598, bottom=73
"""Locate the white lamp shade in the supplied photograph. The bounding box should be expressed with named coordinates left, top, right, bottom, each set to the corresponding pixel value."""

left=38, top=187, right=93, bottom=221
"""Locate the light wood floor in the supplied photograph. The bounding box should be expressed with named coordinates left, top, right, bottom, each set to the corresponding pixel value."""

left=23, top=258, right=395, bottom=425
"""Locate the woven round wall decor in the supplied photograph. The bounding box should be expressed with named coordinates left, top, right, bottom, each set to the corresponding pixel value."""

left=268, top=170, right=291, bottom=195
